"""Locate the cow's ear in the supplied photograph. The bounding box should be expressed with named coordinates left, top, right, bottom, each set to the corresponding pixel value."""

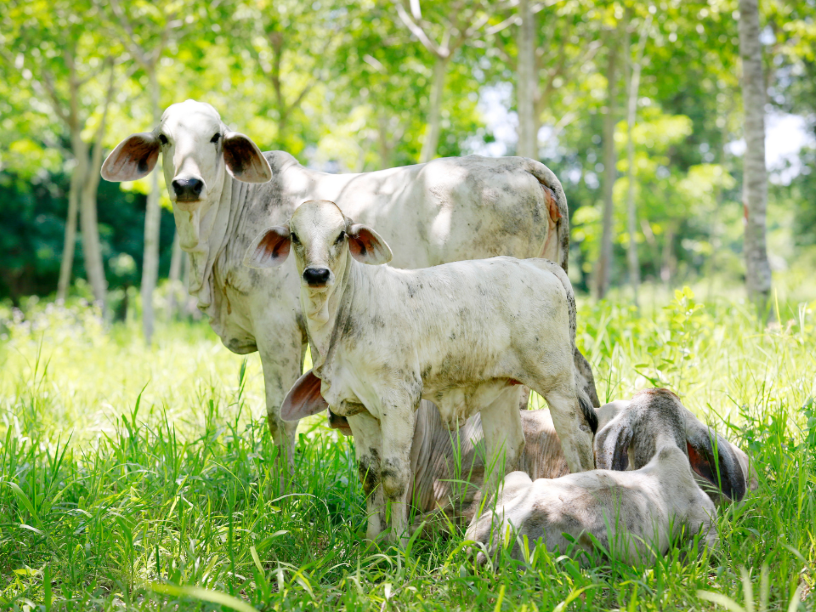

left=281, top=370, right=329, bottom=421
left=346, top=223, right=392, bottom=265
left=686, top=428, right=747, bottom=502
left=101, top=132, right=160, bottom=181
left=594, top=415, right=633, bottom=471
left=223, top=131, right=272, bottom=183
left=244, top=226, right=291, bottom=269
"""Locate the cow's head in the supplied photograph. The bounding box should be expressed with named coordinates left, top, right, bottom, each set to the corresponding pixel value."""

left=244, top=200, right=391, bottom=322
left=101, top=100, right=271, bottom=211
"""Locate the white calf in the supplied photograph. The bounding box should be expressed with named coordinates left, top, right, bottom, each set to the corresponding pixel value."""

left=246, top=200, right=597, bottom=544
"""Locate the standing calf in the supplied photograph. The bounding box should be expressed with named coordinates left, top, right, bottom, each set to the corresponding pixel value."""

left=246, top=200, right=597, bottom=544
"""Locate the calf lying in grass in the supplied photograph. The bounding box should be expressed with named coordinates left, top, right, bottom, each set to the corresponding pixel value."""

left=465, top=389, right=726, bottom=565
left=330, top=388, right=756, bottom=535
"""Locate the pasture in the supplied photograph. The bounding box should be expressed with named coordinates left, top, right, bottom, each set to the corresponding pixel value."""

left=1, top=284, right=814, bottom=611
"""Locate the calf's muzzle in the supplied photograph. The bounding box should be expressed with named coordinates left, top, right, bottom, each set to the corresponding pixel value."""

left=303, top=267, right=332, bottom=287
left=172, top=177, right=204, bottom=201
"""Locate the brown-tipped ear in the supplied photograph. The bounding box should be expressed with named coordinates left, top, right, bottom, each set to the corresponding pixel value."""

left=101, top=132, right=160, bottom=181
left=686, top=430, right=747, bottom=502
left=346, top=223, right=392, bottom=265
left=281, top=370, right=329, bottom=422
left=223, top=131, right=272, bottom=183
left=244, top=226, right=291, bottom=269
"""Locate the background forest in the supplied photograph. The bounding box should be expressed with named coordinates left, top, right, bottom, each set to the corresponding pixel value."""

left=2, top=0, right=815, bottom=320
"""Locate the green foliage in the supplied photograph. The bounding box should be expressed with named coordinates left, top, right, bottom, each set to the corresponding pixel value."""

left=1, top=291, right=815, bottom=610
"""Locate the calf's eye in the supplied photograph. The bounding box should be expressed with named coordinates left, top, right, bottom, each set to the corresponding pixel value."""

left=334, top=231, right=345, bottom=244
left=159, top=134, right=168, bottom=145
left=211, top=133, right=221, bottom=144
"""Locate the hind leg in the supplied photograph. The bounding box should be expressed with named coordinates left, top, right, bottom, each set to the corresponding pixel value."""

left=479, top=386, right=526, bottom=496
left=527, top=374, right=595, bottom=473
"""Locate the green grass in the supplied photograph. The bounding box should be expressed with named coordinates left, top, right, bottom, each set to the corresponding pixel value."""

left=1, top=287, right=815, bottom=611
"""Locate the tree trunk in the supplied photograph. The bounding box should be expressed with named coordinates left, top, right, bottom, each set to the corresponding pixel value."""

left=167, top=230, right=185, bottom=319
left=738, top=0, right=772, bottom=316
left=141, top=68, right=162, bottom=343
left=517, top=0, right=537, bottom=159
left=625, top=20, right=645, bottom=307
left=79, top=135, right=109, bottom=317
left=595, top=37, right=619, bottom=300
left=419, top=56, right=448, bottom=163
left=57, top=160, right=82, bottom=301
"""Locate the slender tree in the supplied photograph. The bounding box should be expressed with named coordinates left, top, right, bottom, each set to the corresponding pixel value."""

left=738, top=0, right=773, bottom=315
left=595, top=30, right=621, bottom=300
left=516, top=0, right=536, bottom=159
left=392, top=0, right=488, bottom=162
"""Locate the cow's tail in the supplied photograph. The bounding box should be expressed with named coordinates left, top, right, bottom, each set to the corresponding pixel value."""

left=549, top=263, right=598, bottom=434
left=526, top=159, right=570, bottom=274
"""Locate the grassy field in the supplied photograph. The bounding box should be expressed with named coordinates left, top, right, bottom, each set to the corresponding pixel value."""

left=1, top=286, right=815, bottom=611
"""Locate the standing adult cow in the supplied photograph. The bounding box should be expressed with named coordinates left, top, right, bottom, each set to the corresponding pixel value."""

left=101, top=99, right=598, bottom=479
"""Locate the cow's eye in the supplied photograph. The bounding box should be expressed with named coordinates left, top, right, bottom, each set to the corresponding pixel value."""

left=291, top=233, right=301, bottom=245
left=159, top=134, right=168, bottom=145
left=211, top=133, right=221, bottom=144
left=334, top=231, right=345, bottom=244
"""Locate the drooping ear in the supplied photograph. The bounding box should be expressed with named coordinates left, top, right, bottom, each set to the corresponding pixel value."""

left=223, top=131, right=272, bottom=183
left=281, top=370, right=329, bottom=422
left=594, top=416, right=633, bottom=471
left=101, top=132, right=160, bottom=181
left=346, top=223, right=392, bottom=265
left=244, top=226, right=291, bottom=269
left=686, top=428, right=747, bottom=502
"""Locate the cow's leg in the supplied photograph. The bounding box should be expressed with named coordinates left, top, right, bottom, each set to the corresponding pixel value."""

left=347, top=412, right=386, bottom=541
left=479, top=386, right=525, bottom=496
left=574, top=347, right=601, bottom=408
left=256, top=327, right=303, bottom=488
left=529, top=373, right=595, bottom=473
left=377, top=391, right=417, bottom=547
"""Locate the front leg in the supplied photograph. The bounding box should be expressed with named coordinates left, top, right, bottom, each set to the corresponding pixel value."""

left=377, top=390, right=418, bottom=547
left=256, top=329, right=304, bottom=488
left=347, top=412, right=385, bottom=540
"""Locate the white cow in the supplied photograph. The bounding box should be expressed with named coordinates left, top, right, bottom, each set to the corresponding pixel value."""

left=100, top=100, right=599, bottom=479
left=249, top=199, right=598, bottom=544
left=466, top=389, right=722, bottom=566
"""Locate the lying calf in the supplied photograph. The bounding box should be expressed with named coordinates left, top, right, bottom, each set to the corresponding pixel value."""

left=465, top=389, right=723, bottom=565
left=246, top=200, right=597, bottom=544
left=329, top=388, right=755, bottom=533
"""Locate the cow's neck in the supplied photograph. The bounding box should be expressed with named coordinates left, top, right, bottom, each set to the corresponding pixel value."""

left=303, top=255, right=356, bottom=377
left=172, top=171, right=237, bottom=324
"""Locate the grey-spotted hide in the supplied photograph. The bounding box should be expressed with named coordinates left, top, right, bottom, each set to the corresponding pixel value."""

left=100, top=99, right=600, bottom=481
left=466, top=390, right=719, bottom=566
left=264, top=200, right=597, bottom=545
left=595, top=389, right=758, bottom=504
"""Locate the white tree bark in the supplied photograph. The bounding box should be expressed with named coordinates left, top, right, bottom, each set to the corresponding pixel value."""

left=141, top=67, right=162, bottom=342
left=595, top=37, right=619, bottom=300
left=624, top=14, right=651, bottom=307
left=516, top=0, right=537, bottom=159
left=420, top=56, right=448, bottom=163
left=738, top=0, right=772, bottom=314
left=57, top=160, right=82, bottom=301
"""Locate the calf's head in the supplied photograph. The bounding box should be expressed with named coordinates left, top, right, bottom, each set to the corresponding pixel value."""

left=244, top=200, right=392, bottom=322
left=101, top=100, right=271, bottom=214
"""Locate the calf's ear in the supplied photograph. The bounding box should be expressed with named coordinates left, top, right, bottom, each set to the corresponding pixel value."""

left=101, top=132, right=160, bottom=181
left=686, top=428, right=747, bottom=502
left=223, top=131, right=272, bottom=183
left=594, top=416, right=633, bottom=471
left=244, top=226, right=291, bottom=269
left=281, top=370, right=329, bottom=422
left=346, top=223, right=392, bottom=265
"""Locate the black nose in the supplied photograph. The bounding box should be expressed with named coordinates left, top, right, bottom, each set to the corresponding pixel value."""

left=172, top=177, right=204, bottom=200
left=303, top=267, right=332, bottom=287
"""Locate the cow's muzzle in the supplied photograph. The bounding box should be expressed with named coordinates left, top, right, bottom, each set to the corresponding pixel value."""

left=172, top=177, right=204, bottom=202
left=303, top=267, right=333, bottom=288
